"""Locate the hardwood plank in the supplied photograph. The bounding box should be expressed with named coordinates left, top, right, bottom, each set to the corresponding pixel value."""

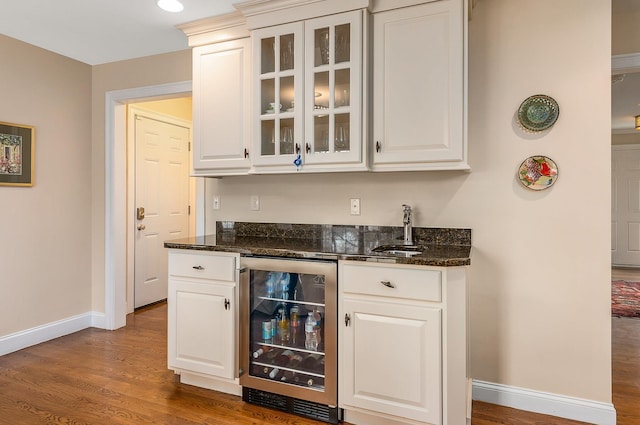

left=0, top=301, right=637, bottom=424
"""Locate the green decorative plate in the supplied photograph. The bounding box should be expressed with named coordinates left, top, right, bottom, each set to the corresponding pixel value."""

left=517, top=95, right=559, bottom=132
left=518, top=156, right=558, bottom=190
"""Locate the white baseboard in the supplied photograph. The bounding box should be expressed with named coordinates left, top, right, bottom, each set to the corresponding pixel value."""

left=472, top=380, right=616, bottom=425
left=0, top=311, right=105, bottom=356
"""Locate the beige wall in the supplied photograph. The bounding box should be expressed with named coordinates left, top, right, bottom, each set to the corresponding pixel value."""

left=613, top=0, right=640, bottom=55
left=203, top=0, right=612, bottom=402
left=90, top=51, right=192, bottom=312
left=0, top=35, right=92, bottom=335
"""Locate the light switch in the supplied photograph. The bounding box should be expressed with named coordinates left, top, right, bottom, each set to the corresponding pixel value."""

left=213, top=196, right=221, bottom=210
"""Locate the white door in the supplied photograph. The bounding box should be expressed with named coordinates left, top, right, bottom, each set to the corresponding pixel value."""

left=135, top=114, right=190, bottom=308
left=612, top=145, right=640, bottom=266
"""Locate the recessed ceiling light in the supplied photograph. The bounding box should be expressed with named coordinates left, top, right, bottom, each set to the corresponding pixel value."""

left=157, top=0, right=184, bottom=13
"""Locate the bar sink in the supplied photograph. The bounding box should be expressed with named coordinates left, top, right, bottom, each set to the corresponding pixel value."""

left=371, top=245, right=426, bottom=257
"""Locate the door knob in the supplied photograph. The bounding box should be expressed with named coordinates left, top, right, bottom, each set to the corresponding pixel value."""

left=137, top=224, right=146, bottom=231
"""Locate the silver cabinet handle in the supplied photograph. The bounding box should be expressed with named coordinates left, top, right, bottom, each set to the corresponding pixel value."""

left=345, top=313, right=351, bottom=327
left=192, top=265, right=204, bottom=270
left=224, top=298, right=230, bottom=310
left=381, top=280, right=395, bottom=288
left=137, top=224, right=146, bottom=230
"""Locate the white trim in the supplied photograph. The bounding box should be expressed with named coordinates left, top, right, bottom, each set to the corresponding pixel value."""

left=0, top=312, right=103, bottom=356
left=104, top=81, right=193, bottom=330
left=612, top=52, right=640, bottom=73
left=472, top=380, right=616, bottom=425
left=612, top=144, right=640, bottom=151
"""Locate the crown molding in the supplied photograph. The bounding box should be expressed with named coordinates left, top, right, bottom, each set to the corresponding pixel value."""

left=178, top=10, right=249, bottom=47
left=235, top=0, right=368, bottom=29
left=612, top=52, right=640, bottom=74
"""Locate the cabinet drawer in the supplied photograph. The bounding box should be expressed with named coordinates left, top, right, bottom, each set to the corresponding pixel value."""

left=341, top=263, right=441, bottom=302
left=169, top=251, right=236, bottom=282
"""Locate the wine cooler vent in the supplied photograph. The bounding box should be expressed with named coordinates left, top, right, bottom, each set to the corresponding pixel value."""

left=243, top=387, right=341, bottom=424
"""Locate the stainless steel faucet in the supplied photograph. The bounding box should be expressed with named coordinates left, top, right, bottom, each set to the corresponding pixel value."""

left=402, top=204, right=413, bottom=246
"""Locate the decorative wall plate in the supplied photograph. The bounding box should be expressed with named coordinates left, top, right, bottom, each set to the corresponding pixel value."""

left=517, top=95, right=559, bottom=131
left=518, top=156, right=558, bottom=190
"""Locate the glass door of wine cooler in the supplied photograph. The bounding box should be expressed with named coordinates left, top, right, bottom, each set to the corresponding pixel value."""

left=240, top=257, right=337, bottom=407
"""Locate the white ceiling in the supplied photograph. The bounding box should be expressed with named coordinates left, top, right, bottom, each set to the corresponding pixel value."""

left=0, top=0, right=243, bottom=65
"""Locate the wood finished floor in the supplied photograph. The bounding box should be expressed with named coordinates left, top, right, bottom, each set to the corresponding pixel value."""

left=0, top=286, right=638, bottom=425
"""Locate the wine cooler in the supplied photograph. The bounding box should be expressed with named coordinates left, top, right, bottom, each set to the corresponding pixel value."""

left=239, top=256, right=339, bottom=423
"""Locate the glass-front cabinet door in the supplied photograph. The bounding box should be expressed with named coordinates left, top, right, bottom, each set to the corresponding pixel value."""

left=304, top=11, right=363, bottom=168
left=251, top=11, right=364, bottom=172
left=252, top=22, right=304, bottom=168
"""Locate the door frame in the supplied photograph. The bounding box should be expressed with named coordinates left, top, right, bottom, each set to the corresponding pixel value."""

left=127, top=105, right=194, bottom=312
left=105, top=81, right=204, bottom=330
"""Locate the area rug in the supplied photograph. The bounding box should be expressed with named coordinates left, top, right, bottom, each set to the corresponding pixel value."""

left=612, top=280, right=640, bottom=318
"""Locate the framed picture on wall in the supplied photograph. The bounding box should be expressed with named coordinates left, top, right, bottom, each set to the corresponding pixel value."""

left=0, top=121, right=34, bottom=187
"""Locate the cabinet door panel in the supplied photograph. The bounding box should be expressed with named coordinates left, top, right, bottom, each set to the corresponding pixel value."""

left=372, top=1, right=465, bottom=169
left=251, top=22, right=304, bottom=169
left=193, top=39, right=251, bottom=174
left=303, top=10, right=363, bottom=167
left=169, top=279, right=235, bottom=379
left=341, top=299, right=442, bottom=424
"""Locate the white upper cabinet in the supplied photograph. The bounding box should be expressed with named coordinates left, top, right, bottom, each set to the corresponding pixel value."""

left=250, top=10, right=366, bottom=173
left=371, top=0, right=468, bottom=171
left=183, top=0, right=467, bottom=176
left=186, top=14, right=252, bottom=176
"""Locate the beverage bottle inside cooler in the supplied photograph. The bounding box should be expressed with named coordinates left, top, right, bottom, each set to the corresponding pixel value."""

left=288, top=353, right=304, bottom=368
left=305, top=312, right=318, bottom=350
left=281, top=370, right=298, bottom=382
left=290, top=305, right=300, bottom=345
left=252, top=345, right=269, bottom=359
left=269, top=368, right=281, bottom=379
left=277, top=307, right=290, bottom=344
left=279, top=273, right=290, bottom=300
left=265, top=272, right=275, bottom=298
left=274, top=349, right=295, bottom=366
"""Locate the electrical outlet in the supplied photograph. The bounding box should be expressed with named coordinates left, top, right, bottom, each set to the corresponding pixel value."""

left=213, top=196, right=221, bottom=210
left=250, top=195, right=260, bottom=211
left=350, top=198, right=361, bottom=215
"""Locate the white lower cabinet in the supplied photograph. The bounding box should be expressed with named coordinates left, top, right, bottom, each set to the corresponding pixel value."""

left=167, top=250, right=241, bottom=395
left=339, top=261, right=469, bottom=425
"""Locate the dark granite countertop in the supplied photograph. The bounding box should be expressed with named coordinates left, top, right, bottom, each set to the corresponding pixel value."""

left=164, top=222, right=471, bottom=267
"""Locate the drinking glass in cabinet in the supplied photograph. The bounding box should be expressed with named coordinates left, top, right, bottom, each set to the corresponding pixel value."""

left=261, top=121, right=275, bottom=156
left=335, top=118, right=350, bottom=152
left=335, top=69, right=350, bottom=107
left=280, top=121, right=294, bottom=155
left=335, top=24, right=350, bottom=64
left=315, top=28, right=330, bottom=66
left=280, top=34, right=294, bottom=71
left=314, top=71, right=329, bottom=109
left=279, top=76, right=294, bottom=112
left=261, top=37, right=275, bottom=74
left=314, top=116, right=329, bottom=153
